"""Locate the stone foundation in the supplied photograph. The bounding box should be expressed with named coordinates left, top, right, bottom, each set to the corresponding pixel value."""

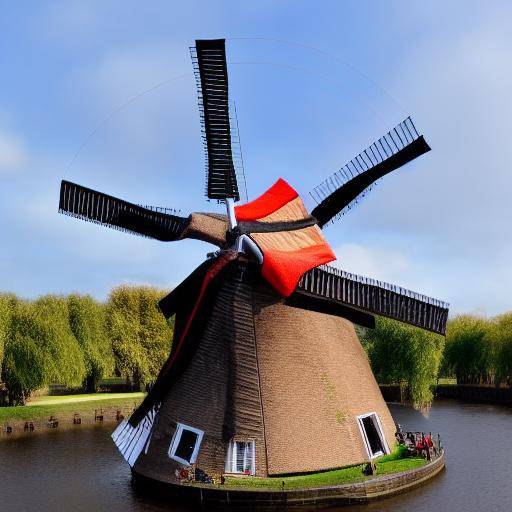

left=132, top=450, right=445, bottom=510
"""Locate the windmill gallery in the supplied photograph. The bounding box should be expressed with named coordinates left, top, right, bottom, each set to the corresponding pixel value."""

left=56, top=39, right=449, bottom=504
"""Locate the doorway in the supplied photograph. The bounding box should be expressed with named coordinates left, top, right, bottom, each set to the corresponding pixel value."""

left=357, top=413, right=388, bottom=458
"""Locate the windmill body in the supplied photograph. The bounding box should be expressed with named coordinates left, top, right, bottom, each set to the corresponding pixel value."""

left=59, top=39, right=449, bottom=482
left=132, top=270, right=396, bottom=480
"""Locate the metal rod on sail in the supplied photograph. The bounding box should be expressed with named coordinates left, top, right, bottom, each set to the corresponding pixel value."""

left=226, top=197, right=237, bottom=229
left=225, top=197, right=263, bottom=263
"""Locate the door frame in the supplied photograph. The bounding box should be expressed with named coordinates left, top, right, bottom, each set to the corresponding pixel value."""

left=356, top=412, right=390, bottom=459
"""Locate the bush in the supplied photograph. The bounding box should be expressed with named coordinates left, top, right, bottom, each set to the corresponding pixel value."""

left=376, top=444, right=409, bottom=462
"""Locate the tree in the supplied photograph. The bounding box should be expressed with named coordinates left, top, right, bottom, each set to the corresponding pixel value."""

left=0, top=294, right=15, bottom=375
left=3, top=296, right=86, bottom=404
left=360, top=317, right=445, bottom=409
left=444, top=315, right=492, bottom=385
left=0, top=294, right=18, bottom=402
left=68, top=294, right=114, bottom=392
left=106, top=285, right=172, bottom=390
left=487, top=313, right=512, bottom=387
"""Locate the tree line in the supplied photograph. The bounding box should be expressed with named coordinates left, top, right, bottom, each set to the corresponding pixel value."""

left=1, top=283, right=510, bottom=411
left=441, top=314, right=512, bottom=387
left=0, top=286, right=173, bottom=405
left=361, top=312, right=512, bottom=410
left=359, top=318, right=445, bottom=410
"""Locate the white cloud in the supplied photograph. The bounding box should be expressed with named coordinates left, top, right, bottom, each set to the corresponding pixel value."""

left=0, top=130, right=27, bottom=172
left=333, top=242, right=412, bottom=286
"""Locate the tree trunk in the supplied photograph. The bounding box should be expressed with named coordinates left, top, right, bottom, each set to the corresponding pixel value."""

left=84, top=375, right=98, bottom=393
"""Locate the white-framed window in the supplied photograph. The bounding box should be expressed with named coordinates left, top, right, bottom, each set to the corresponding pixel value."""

left=225, top=440, right=256, bottom=475
left=356, top=412, right=389, bottom=459
left=168, top=423, right=204, bottom=466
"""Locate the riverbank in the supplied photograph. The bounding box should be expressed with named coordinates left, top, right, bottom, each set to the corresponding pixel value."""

left=222, top=457, right=426, bottom=490
left=4, top=399, right=505, bottom=512
left=133, top=451, right=444, bottom=509
left=0, top=392, right=144, bottom=437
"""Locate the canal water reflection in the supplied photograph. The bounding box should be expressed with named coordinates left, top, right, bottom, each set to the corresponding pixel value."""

left=0, top=400, right=511, bottom=511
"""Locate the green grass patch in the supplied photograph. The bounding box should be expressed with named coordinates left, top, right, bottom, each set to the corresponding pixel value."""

left=28, top=392, right=145, bottom=406
left=437, top=378, right=457, bottom=385
left=374, top=444, right=409, bottom=462
left=223, top=457, right=426, bottom=490
left=0, top=393, right=144, bottom=422
left=98, top=377, right=126, bottom=385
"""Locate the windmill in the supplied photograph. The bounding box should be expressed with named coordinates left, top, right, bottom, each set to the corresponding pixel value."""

left=58, top=39, right=449, bottom=481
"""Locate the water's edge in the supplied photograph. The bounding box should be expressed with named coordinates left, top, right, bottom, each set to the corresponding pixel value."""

left=380, top=384, right=512, bottom=406
left=1, top=401, right=512, bottom=511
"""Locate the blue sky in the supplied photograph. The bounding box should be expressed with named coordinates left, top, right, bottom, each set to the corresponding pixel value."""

left=1, top=0, right=511, bottom=315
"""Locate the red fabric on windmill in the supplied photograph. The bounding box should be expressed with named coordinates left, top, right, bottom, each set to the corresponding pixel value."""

left=235, top=178, right=336, bottom=296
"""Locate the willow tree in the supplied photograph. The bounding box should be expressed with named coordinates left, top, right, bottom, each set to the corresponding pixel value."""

left=106, top=285, right=172, bottom=390
left=0, top=294, right=14, bottom=372
left=0, top=294, right=18, bottom=400
left=444, top=315, right=493, bottom=385
left=68, top=294, right=114, bottom=392
left=1, top=295, right=32, bottom=404
left=3, top=295, right=86, bottom=404
left=360, top=317, right=445, bottom=409
left=487, top=313, right=512, bottom=387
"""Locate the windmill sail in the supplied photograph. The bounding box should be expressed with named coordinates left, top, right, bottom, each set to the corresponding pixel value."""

left=111, top=406, right=158, bottom=467
left=298, top=265, right=449, bottom=335
left=55, top=37, right=450, bottom=485
left=285, top=291, right=376, bottom=329
left=59, top=180, right=187, bottom=241
left=191, top=39, right=239, bottom=201
left=310, top=117, right=430, bottom=227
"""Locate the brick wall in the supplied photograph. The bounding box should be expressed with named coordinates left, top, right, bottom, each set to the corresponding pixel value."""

left=253, top=282, right=397, bottom=475
left=133, top=267, right=397, bottom=482
left=134, top=270, right=266, bottom=482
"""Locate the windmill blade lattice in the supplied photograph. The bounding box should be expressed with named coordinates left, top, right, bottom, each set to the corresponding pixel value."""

left=298, top=265, right=449, bottom=335
left=310, top=117, right=430, bottom=227
left=191, top=39, right=239, bottom=201
left=56, top=37, right=451, bottom=480
left=59, top=180, right=188, bottom=242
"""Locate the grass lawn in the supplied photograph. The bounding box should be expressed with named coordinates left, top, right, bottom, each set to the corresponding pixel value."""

left=223, top=446, right=426, bottom=490
left=437, top=378, right=457, bottom=385
left=0, top=393, right=145, bottom=422
left=27, top=392, right=145, bottom=406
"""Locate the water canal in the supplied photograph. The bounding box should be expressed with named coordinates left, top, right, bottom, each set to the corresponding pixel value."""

left=0, top=400, right=511, bottom=511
